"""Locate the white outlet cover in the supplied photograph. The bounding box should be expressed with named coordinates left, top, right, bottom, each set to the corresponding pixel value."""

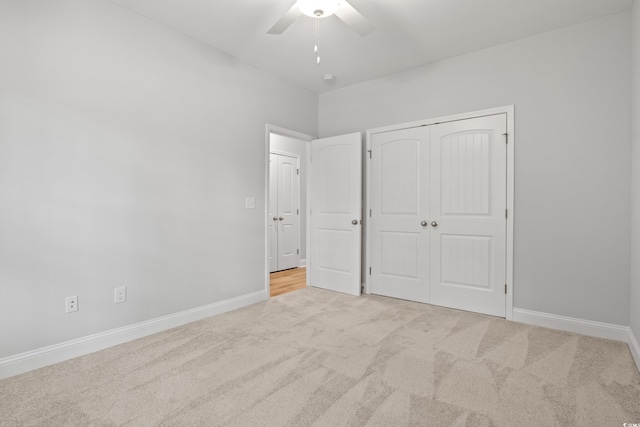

left=65, top=296, right=78, bottom=313
left=245, top=197, right=255, bottom=209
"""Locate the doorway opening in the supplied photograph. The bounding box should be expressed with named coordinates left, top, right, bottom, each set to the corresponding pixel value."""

left=265, top=125, right=313, bottom=298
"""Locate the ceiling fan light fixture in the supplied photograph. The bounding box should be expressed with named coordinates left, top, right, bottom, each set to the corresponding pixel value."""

left=297, top=0, right=340, bottom=18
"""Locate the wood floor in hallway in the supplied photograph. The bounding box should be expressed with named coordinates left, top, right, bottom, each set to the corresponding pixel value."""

left=270, top=267, right=306, bottom=297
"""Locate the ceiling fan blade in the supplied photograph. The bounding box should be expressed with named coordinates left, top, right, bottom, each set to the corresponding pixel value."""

left=267, top=2, right=302, bottom=35
left=334, top=0, right=375, bottom=37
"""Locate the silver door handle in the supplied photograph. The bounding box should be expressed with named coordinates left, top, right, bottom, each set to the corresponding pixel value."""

left=421, top=221, right=428, bottom=227
left=431, top=221, right=438, bottom=227
left=352, top=219, right=358, bottom=225
left=279, top=217, right=284, bottom=221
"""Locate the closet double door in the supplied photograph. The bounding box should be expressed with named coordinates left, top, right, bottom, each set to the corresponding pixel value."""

left=269, top=153, right=300, bottom=273
left=369, top=114, right=507, bottom=317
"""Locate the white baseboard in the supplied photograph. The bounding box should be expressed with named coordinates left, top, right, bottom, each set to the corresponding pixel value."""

left=629, top=327, right=640, bottom=373
left=512, top=308, right=629, bottom=342
left=0, top=290, right=267, bottom=380
left=299, top=258, right=306, bottom=268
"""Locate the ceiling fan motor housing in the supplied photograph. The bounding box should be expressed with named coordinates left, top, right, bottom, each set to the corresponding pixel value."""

left=298, top=0, right=340, bottom=18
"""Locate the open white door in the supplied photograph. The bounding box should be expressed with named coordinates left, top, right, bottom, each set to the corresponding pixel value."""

left=309, top=132, right=362, bottom=296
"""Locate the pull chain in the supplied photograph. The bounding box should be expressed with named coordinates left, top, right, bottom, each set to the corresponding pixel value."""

left=314, top=17, right=320, bottom=65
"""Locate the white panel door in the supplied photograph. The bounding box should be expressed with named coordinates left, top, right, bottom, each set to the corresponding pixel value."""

left=309, top=132, right=362, bottom=296
left=370, top=127, right=430, bottom=303
left=277, top=154, right=299, bottom=270
left=268, top=154, right=278, bottom=272
left=429, top=115, right=507, bottom=317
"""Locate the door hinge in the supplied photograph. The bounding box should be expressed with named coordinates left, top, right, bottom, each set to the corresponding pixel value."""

left=297, top=209, right=299, bottom=215
left=505, top=284, right=507, bottom=294
left=503, top=133, right=509, bottom=144
left=369, top=209, right=372, bottom=217
left=369, top=267, right=372, bottom=275
left=505, top=209, right=508, bottom=219
left=297, top=168, right=300, bottom=175
left=368, top=150, right=372, bottom=159
left=297, top=249, right=299, bottom=255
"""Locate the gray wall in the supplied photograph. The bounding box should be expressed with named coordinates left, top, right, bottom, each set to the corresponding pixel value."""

left=0, top=0, right=317, bottom=358
left=270, top=133, right=309, bottom=263
left=631, top=0, right=640, bottom=342
left=319, top=12, right=632, bottom=326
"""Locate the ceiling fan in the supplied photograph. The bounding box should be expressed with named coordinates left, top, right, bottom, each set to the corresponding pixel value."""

left=267, top=0, right=375, bottom=37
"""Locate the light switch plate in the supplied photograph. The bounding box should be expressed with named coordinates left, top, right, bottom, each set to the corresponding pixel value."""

left=114, top=286, right=126, bottom=304
left=245, top=197, right=255, bottom=209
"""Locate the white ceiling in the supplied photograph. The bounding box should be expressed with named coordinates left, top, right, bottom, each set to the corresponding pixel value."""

left=110, top=0, right=633, bottom=93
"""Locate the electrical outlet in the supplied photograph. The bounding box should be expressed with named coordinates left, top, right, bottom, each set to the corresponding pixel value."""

left=65, top=296, right=78, bottom=313
left=114, top=286, right=126, bottom=304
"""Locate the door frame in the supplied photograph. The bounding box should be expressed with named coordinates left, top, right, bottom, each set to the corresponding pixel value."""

left=269, top=150, right=301, bottom=272
left=364, top=106, right=515, bottom=320
left=265, top=125, right=314, bottom=297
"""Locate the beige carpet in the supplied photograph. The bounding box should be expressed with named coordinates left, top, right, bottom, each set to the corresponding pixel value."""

left=1, top=288, right=639, bottom=426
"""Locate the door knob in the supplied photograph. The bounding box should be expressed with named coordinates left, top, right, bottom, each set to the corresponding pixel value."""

left=421, top=221, right=428, bottom=227
left=352, top=219, right=359, bottom=225
left=279, top=217, right=284, bottom=221
left=273, top=217, right=278, bottom=221
left=431, top=221, right=438, bottom=227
